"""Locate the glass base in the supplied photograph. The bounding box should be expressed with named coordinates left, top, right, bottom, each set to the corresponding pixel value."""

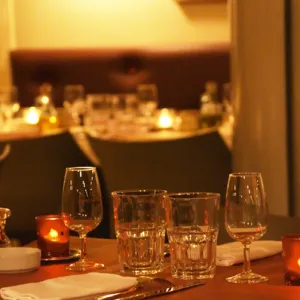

left=226, top=272, right=268, bottom=284
left=66, top=259, right=105, bottom=272
left=171, top=267, right=215, bottom=280
left=120, top=264, right=164, bottom=276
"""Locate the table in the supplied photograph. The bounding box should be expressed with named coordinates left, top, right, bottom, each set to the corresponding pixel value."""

left=0, top=238, right=299, bottom=300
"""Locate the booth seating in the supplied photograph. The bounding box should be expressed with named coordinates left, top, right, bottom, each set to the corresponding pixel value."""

left=10, top=43, right=230, bottom=109
left=0, top=132, right=111, bottom=244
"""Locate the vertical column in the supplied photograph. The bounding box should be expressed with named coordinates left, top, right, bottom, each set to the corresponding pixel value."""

left=291, top=0, right=300, bottom=216
left=0, top=0, right=13, bottom=86
left=230, top=0, right=289, bottom=215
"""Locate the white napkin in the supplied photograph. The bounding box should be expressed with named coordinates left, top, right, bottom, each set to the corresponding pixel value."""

left=217, top=240, right=282, bottom=266
left=0, top=273, right=137, bottom=300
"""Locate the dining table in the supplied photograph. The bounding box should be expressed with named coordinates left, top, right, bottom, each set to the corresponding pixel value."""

left=0, top=237, right=299, bottom=300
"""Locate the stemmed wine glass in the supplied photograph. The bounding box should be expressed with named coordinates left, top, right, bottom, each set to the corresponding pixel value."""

left=225, top=172, right=268, bottom=283
left=61, top=167, right=104, bottom=271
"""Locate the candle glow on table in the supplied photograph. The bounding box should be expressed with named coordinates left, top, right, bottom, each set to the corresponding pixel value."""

left=282, top=234, right=300, bottom=285
left=156, top=108, right=177, bottom=129
left=24, top=107, right=40, bottom=125
left=36, top=215, right=69, bottom=258
left=46, top=228, right=59, bottom=241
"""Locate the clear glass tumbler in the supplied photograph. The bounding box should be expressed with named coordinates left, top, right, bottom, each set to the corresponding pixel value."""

left=165, top=192, right=220, bottom=280
left=112, top=189, right=167, bottom=276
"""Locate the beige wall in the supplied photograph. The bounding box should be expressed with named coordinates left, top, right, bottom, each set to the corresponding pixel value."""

left=0, top=0, right=12, bottom=85
left=12, top=0, right=229, bottom=49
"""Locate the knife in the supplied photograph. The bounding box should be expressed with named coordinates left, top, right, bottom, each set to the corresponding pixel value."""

left=117, top=281, right=205, bottom=300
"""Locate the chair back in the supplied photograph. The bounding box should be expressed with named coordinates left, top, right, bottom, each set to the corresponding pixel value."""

left=0, top=131, right=110, bottom=244
left=88, top=131, right=232, bottom=235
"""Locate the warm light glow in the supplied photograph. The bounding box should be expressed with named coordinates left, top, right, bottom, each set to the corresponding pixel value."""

left=49, top=115, right=57, bottom=124
left=24, top=107, right=40, bottom=125
left=13, top=0, right=229, bottom=48
left=157, top=109, right=175, bottom=129
left=297, top=258, right=300, bottom=267
left=46, top=228, right=59, bottom=241
left=40, top=95, right=49, bottom=105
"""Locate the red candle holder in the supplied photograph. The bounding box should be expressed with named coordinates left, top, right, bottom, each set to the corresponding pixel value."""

left=36, top=215, right=69, bottom=258
left=282, top=234, right=300, bottom=285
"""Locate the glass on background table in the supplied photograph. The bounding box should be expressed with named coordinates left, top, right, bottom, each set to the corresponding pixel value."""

left=0, top=86, right=20, bottom=129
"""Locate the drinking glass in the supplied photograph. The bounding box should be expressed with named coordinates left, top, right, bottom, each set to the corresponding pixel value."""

left=63, top=85, right=86, bottom=125
left=86, top=94, right=111, bottom=127
left=225, top=172, right=268, bottom=283
left=137, top=84, right=158, bottom=117
left=61, top=167, right=104, bottom=271
left=110, top=94, right=139, bottom=132
left=165, top=192, right=220, bottom=279
left=0, top=86, right=20, bottom=126
left=112, top=189, right=167, bottom=275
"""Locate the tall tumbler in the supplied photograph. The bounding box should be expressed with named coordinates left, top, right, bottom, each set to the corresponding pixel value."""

left=165, top=192, right=220, bottom=280
left=112, top=189, right=167, bottom=276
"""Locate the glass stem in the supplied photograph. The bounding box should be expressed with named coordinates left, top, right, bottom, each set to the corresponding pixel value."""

left=79, top=234, right=87, bottom=261
left=243, top=243, right=251, bottom=274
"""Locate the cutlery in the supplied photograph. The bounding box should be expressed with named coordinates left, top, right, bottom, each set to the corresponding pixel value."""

left=117, top=281, right=205, bottom=300
left=96, top=277, right=174, bottom=300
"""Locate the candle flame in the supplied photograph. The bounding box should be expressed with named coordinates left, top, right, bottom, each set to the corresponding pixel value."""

left=46, top=228, right=59, bottom=241
left=297, top=258, right=300, bottom=267
left=25, top=107, right=40, bottom=125
left=40, top=95, right=50, bottom=105
left=49, top=116, right=57, bottom=124
left=157, top=109, right=174, bottom=129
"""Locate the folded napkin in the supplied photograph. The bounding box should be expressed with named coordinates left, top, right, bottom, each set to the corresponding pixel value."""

left=217, top=240, right=282, bottom=266
left=0, top=273, right=137, bottom=300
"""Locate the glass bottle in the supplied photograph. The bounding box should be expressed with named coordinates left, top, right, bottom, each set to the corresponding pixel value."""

left=35, top=83, right=59, bottom=132
left=0, top=208, right=11, bottom=247
left=199, top=81, right=223, bottom=128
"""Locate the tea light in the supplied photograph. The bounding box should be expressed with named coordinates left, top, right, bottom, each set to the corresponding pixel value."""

left=282, top=234, right=300, bottom=285
left=24, top=107, right=40, bottom=125
left=156, top=108, right=178, bottom=130
left=36, top=215, right=69, bottom=258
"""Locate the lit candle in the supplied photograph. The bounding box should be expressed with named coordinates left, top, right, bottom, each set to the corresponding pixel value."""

left=156, top=108, right=177, bottom=129
left=36, top=215, right=69, bottom=258
left=24, top=107, right=40, bottom=125
left=282, top=234, right=300, bottom=285
left=45, top=228, right=59, bottom=241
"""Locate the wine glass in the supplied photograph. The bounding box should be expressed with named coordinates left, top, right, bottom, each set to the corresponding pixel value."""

left=61, top=167, right=104, bottom=271
left=225, top=172, right=268, bottom=283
